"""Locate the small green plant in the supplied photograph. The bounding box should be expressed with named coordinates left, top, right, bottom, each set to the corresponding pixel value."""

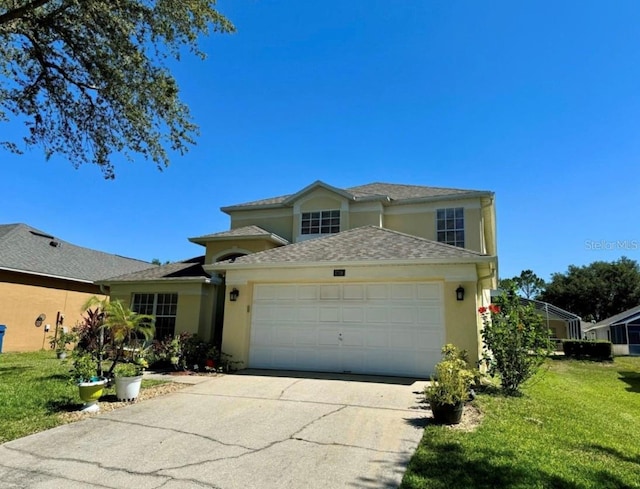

left=71, top=353, right=100, bottom=383
left=425, top=344, right=477, bottom=407
left=113, top=362, right=143, bottom=378
left=49, top=330, right=77, bottom=353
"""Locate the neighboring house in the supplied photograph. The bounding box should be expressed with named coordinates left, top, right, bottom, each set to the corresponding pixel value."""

left=583, top=305, right=640, bottom=356
left=0, top=224, right=155, bottom=352
left=102, top=181, right=498, bottom=377
left=490, top=291, right=583, bottom=342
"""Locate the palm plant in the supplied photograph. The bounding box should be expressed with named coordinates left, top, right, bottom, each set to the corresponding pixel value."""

left=81, top=297, right=155, bottom=378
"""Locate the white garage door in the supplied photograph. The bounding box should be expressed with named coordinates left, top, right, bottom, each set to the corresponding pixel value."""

left=249, top=282, right=444, bottom=377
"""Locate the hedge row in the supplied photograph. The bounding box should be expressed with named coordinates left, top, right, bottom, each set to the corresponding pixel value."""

left=562, top=340, right=613, bottom=360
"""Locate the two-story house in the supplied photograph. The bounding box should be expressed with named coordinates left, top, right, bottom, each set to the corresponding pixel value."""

left=103, top=181, right=498, bottom=377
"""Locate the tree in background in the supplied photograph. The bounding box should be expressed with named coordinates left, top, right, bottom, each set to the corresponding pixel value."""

left=540, top=257, right=640, bottom=322
left=0, top=1, right=234, bottom=178
left=498, top=269, right=546, bottom=299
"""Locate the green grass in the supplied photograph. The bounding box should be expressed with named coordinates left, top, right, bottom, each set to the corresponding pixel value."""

left=401, top=357, right=640, bottom=489
left=0, top=351, right=166, bottom=443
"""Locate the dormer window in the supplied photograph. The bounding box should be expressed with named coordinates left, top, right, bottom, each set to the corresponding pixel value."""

left=436, top=207, right=465, bottom=247
left=301, top=210, right=340, bottom=235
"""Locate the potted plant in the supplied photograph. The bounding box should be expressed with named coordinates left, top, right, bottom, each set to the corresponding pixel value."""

left=49, top=330, right=77, bottom=359
left=424, top=344, right=477, bottom=425
left=83, top=297, right=155, bottom=376
left=113, top=358, right=147, bottom=401
left=72, top=352, right=106, bottom=412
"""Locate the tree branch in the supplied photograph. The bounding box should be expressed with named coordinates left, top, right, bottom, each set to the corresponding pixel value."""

left=0, top=0, right=55, bottom=26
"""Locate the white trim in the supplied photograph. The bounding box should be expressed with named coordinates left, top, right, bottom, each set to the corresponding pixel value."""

left=0, top=265, right=96, bottom=284
left=384, top=201, right=481, bottom=215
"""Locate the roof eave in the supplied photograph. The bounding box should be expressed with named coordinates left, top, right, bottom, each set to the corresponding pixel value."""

left=385, top=191, right=495, bottom=206
left=98, top=276, right=216, bottom=286
left=206, top=255, right=496, bottom=272
left=0, top=266, right=96, bottom=284
left=188, top=234, right=289, bottom=246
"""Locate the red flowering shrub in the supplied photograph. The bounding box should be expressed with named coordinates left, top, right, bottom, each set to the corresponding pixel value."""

left=479, top=285, right=553, bottom=395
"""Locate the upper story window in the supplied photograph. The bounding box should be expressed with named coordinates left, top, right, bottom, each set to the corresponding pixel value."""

left=436, top=207, right=464, bottom=247
left=301, top=210, right=340, bottom=235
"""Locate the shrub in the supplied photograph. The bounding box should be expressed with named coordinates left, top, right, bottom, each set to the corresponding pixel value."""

left=563, top=340, right=613, bottom=361
left=425, top=344, right=477, bottom=406
left=480, top=285, right=554, bottom=395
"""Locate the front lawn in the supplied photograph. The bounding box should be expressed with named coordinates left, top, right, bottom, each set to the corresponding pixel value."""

left=0, top=351, right=170, bottom=443
left=401, top=357, right=640, bottom=489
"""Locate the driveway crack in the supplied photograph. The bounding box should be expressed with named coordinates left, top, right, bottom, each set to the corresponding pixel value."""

left=278, top=378, right=304, bottom=399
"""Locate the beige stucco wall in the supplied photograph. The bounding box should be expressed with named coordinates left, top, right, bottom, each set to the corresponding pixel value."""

left=384, top=203, right=484, bottom=253
left=0, top=271, right=105, bottom=352
left=204, top=239, right=282, bottom=264
left=230, top=211, right=293, bottom=242
left=109, top=281, right=217, bottom=341
left=225, top=193, right=494, bottom=255
left=220, top=263, right=488, bottom=372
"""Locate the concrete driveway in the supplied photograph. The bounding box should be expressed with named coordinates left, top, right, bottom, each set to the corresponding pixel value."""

left=0, top=371, right=428, bottom=489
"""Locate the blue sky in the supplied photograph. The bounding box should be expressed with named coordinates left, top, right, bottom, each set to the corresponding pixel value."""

left=2, top=0, right=639, bottom=282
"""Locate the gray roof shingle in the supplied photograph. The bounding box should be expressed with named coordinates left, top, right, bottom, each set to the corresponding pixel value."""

left=189, top=226, right=289, bottom=245
left=222, top=181, right=492, bottom=210
left=0, top=223, right=155, bottom=282
left=214, top=226, right=490, bottom=266
left=101, top=256, right=210, bottom=283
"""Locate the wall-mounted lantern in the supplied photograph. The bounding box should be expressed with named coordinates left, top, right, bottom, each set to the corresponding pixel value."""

left=229, top=288, right=240, bottom=302
left=456, top=285, right=465, bottom=301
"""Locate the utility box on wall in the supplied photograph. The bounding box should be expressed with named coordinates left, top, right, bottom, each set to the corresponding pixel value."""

left=0, top=325, right=6, bottom=353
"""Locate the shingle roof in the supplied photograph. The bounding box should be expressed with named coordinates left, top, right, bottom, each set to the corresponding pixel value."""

left=588, top=304, right=640, bottom=330
left=0, top=223, right=154, bottom=282
left=222, top=181, right=492, bottom=210
left=101, top=256, right=210, bottom=283
left=213, top=226, right=490, bottom=266
left=189, top=225, right=289, bottom=245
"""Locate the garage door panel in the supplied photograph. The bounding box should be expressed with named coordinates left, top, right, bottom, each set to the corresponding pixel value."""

left=418, top=306, right=442, bottom=324
left=298, top=286, right=318, bottom=300
left=250, top=282, right=445, bottom=377
left=318, top=328, right=340, bottom=346
left=341, top=329, right=364, bottom=347
left=298, top=307, right=319, bottom=322
left=319, top=307, right=340, bottom=322
left=365, top=307, right=389, bottom=323
left=342, top=307, right=364, bottom=323
left=320, top=285, right=340, bottom=300
left=275, top=285, right=297, bottom=300
left=364, top=330, right=389, bottom=348
left=295, top=328, right=317, bottom=346
left=366, top=284, right=389, bottom=300
left=389, top=307, right=416, bottom=324
left=343, top=284, right=365, bottom=300
left=391, top=284, right=415, bottom=300
left=417, top=283, right=442, bottom=301
left=274, top=327, right=296, bottom=346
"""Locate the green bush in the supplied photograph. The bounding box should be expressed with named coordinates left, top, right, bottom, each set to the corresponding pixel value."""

left=563, top=340, right=613, bottom=360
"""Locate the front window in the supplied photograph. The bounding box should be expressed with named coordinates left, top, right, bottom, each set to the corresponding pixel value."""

left=436, top=207, right=464, bottom=247
left=301, top=210, right=340, bottom=235
left=131, top=293, right=178, bottom=340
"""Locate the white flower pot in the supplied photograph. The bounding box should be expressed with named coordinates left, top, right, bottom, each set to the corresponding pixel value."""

left=115, top=375, right=143, bottom=401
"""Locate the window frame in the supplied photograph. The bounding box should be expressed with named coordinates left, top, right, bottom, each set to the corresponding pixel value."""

left=436, top=207, right=465, bottom=248
left=300, top=209, right=341, bottom=236
left=131, top=292, right=178, bottom=340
